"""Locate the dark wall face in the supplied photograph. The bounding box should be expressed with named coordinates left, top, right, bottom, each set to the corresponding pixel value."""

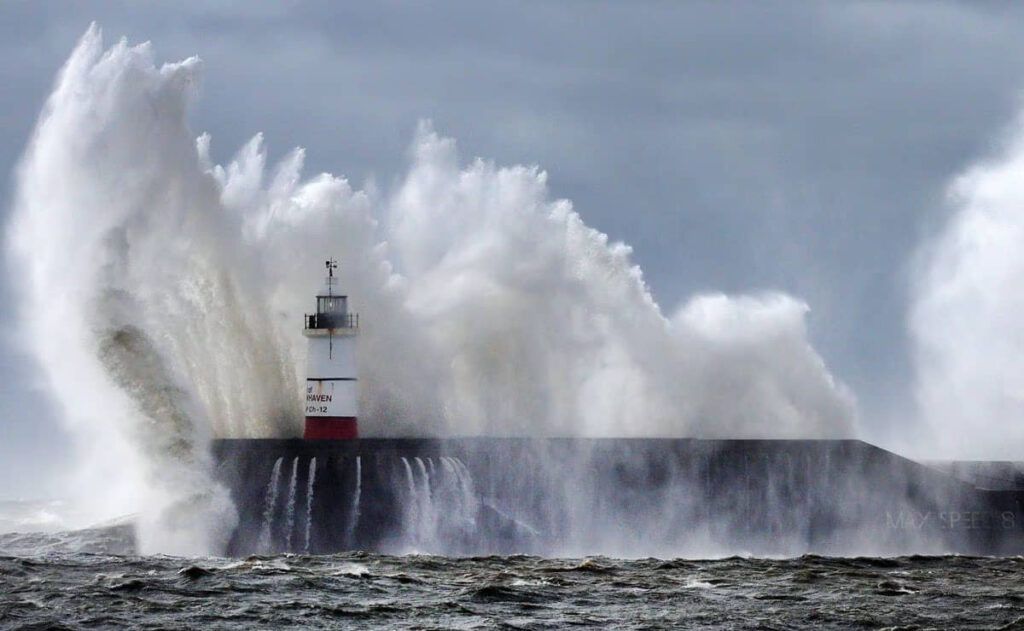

left=215, top=439, right=1024, bottom=557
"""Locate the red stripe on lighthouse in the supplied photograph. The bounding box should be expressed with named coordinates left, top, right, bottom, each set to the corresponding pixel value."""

left=303, top=417, right=359, bottom=439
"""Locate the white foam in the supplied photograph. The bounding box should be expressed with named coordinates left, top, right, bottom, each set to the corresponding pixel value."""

left=911, top=112, right=1024, bottom=458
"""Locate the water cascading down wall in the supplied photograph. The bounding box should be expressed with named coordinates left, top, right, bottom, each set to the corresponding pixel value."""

left=215, top=438, right=1024, bottom=557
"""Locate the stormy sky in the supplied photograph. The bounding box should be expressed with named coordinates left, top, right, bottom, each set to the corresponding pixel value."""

left=3, top=1, right=1024, bottom=498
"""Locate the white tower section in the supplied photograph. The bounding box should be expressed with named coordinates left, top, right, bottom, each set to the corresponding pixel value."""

left=303, top=260, right=359, bottom=439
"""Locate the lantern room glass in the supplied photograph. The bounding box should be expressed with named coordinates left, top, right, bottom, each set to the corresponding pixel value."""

left=318, top=296, right=347, bottom=316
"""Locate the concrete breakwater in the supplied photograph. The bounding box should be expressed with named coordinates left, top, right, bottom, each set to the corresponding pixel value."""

left=213, top=438, right=1024, bottom=557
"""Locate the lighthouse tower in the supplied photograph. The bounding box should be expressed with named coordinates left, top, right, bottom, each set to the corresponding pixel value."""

left=303, top=260, right=359, bottom=439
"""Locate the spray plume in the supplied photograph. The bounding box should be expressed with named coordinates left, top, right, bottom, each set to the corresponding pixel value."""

left=911, top=113, right=1024, bottom=459
left=6, top=27, right=854, bottom=553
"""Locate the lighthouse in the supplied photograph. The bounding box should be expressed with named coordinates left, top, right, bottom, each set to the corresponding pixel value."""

left=303, top=260, right=359, bottom=439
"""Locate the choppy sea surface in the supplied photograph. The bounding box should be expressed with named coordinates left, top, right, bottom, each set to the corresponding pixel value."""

left=2, top=527, right=1024, bottom=630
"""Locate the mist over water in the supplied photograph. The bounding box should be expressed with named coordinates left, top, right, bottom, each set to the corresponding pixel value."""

left=6, top=27, right=857, bottom=553
left=911, top=115, right=1024, bottom=459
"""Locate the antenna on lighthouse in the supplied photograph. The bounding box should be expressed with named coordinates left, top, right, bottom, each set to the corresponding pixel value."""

left=325, top=258, right=338, bottom=296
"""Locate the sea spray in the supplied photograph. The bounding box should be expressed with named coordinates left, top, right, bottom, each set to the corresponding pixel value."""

left=346, top=456, right=362, bottom=547
left=436, top=457, right=477, bottom=536
left=3, top=25, right=281, bottom=553
left=236, top=123, right=859, bottom=441
left=7, top=26, right=858, bottom=551
left=284, top=457, right=299, bottom=552
left=414, top=457, right=434, bottom=544
left=390, top=456, right=483, bottom=552
left=439, top=458, right=463, bottom=526
left=450, top=458, right=479, bottom=529
left=11, top=27, right=857, bottom=443
left=258, top=457, right=283, bottom=553
left=304, top=457, right=317, bottom=553
left=911, top=112, right=1024, bottom=458
left=400, top=457, right=421, bottom=549
left=15, top=28, right=856, bottom=446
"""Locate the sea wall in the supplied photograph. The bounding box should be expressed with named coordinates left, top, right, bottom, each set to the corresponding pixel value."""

left=212, top=439, right=1024, bottom=557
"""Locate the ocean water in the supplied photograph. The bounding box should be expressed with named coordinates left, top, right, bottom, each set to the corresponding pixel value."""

left=2, top=527, right=1024, bottom=629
